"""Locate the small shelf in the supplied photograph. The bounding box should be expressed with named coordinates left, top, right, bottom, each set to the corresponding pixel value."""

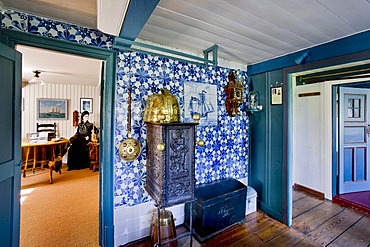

left=246, top=107, right=263, bottom=113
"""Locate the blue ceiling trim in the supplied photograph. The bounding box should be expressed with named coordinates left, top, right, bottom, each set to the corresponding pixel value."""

left=114, top=37, right=219, bottom=67
left=119, top=0, right=160, bottom=41
left=247, top=29, right=370, bottom=76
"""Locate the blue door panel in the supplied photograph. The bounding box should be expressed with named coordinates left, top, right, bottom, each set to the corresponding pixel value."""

left=344, top=127, right=365, bottom=143
left=344, top=148, right=353, bottom=183
left=356, top=147, right=366, bottom=181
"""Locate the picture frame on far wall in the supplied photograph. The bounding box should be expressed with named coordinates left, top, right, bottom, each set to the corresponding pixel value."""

left=80, top=98, right=93, bottom=114
left=37, top=98, right=68, bottom=120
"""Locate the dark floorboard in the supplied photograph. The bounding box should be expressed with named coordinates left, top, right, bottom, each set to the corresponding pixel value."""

left=125, top=189, right=370, bottom=247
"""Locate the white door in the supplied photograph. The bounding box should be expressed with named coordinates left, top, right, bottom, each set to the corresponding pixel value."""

left=339, top=87, right=370, bottom=193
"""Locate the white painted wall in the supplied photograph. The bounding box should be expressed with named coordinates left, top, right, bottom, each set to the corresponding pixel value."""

left=293, top=82, right=325, bottom=194
left=21, top=83, right=100, bottom=140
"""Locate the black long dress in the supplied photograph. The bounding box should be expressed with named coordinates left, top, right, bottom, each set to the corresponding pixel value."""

left=67, top=121, right=97, bottom=170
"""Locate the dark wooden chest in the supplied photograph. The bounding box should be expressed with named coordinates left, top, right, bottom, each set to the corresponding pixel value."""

left=185, top=178, right=247, bottom=242
left=145, top=122, right=197, bottom=207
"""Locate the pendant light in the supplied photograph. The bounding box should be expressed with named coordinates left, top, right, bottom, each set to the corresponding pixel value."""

left=28, top=70, right=45, bottom=85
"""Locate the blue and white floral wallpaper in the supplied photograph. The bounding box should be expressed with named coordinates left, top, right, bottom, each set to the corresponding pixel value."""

left=2, top=10, right=249, bottom=207
left=1, top=10, right=113, bottom=48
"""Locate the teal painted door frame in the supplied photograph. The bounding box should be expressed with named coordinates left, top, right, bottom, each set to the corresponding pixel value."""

left=248, top=69, right=291, bottom=225
left=0, top=29, right=117, bottom=247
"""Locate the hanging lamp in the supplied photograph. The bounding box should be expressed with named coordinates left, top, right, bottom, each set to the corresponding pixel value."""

left=28, top=70, right=45, bottom=85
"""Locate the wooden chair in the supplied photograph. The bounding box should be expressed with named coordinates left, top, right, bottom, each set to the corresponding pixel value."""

left=36, top=123, right=57, bottom=141
left=33, top=123, right=57, bottom=175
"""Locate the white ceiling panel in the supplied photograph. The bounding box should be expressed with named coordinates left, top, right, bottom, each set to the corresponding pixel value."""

left=2, top=0, right=370, bottom=70
left=145, top=0, right=370, bottom=65
left=319, top=0, right=370, bottom=30
left=1, top=0, right=96, bottom=28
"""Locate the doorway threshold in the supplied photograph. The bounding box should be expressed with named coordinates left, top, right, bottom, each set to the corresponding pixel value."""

left=333, top=190, right=370, bottom=214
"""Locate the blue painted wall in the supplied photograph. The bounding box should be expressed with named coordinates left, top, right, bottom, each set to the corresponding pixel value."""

left=247, top=28, right=370, bottom=225
left=2, top=10, right=250, bottom=207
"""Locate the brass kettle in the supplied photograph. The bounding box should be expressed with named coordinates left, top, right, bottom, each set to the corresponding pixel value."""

left=143, top=89, right=180, bottom=123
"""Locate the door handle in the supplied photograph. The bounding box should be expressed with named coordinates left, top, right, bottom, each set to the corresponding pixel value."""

left=366, top=125, right=370, bottom=136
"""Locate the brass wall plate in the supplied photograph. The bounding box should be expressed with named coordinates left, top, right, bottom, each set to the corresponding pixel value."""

left=119, top=138, right=141, bottom=161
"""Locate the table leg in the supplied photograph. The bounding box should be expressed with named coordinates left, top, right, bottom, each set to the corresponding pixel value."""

left=23, top=146, right=31, bottom=178
left=49, top=162, right=53, bottom=184
left=32, top=146, right=37, bottom=174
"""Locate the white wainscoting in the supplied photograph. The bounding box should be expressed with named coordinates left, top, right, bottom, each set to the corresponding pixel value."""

left=21, top=83, right=100, bottom=140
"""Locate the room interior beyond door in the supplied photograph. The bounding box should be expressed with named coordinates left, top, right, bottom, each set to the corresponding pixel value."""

left=18, top=44, right=102, bottom=247
left=339, top=87, right=370, bottom=194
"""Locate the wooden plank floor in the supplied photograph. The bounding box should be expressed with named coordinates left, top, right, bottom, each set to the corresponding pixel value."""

left=125, top=190, right=370, bottom=247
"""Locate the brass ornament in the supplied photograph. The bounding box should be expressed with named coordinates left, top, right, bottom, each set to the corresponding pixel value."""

left=192, top=113, right=201, bottom=123
left=156, top=143, right=165, bottom=151
left=120, top=88, right=141, bottom=161
left=119, top=138, right=141, bottom=161
left=143, top=88, right=180, bottom=123
left=196, top=140, right=205, bottom=147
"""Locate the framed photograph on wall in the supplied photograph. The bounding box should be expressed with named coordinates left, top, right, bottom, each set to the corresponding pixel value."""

left=271, top=86, right=283, bottom=105
left=37, top=98, right=67, bottom=120
left=80, top=98, right=93, bottom=113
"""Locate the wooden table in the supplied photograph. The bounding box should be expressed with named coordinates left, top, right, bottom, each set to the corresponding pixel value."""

left=21, top=139, right=69, bottom=184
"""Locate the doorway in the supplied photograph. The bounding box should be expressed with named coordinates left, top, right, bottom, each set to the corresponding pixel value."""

left=0, top=29, right=116, bottom=247
left=292, top=74, right=370, bottom=212
left=333, top=83, right=370, bottom=213
left=17, top=44, right=102, bottom=246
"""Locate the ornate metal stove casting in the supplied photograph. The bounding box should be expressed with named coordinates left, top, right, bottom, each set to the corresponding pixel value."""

left=145, top=122, right=197, bottom=207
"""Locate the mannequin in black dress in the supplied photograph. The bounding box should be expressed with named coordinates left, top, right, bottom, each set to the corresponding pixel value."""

left=67, top=111, right=98, bottom=170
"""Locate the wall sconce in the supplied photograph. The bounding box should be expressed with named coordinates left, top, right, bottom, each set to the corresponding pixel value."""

left=295, top=51, right=311, bottom=65
left=224, top=71, right=244, bottom=117
left=248, top=91, right=259, bottom=109
left=247, top=91, right=263, bottom=112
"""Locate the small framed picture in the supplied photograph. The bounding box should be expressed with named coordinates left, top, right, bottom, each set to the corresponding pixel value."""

left=271, top=86, right=283, bottom=105
left=80, top=98, right=93, bottom=113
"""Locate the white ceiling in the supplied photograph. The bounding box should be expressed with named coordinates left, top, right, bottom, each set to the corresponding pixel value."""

left=1, top=0, right=97, bottom=29
left=142, top=0, right=370, bottom=66
left=2, top=0, right=370, bottom=76
left=17, top=45, right=102, bottom=86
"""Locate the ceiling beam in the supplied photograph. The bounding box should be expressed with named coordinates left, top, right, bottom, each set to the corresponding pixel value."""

left=119, top=0, right=160, bottom=41
left=97, top=0, right=131, bottom=36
